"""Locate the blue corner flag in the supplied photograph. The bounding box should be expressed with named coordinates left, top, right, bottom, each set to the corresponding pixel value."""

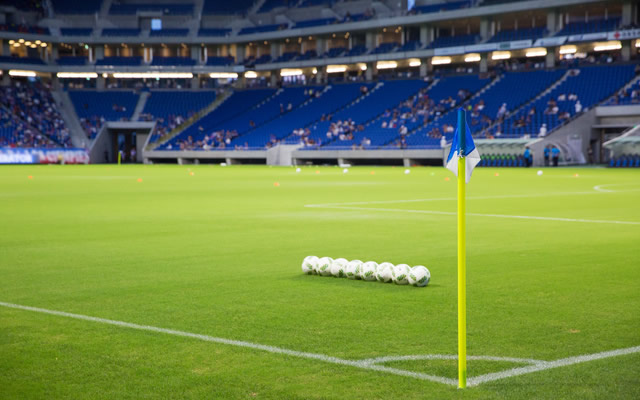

left=446, top=108, right=481, bottom=183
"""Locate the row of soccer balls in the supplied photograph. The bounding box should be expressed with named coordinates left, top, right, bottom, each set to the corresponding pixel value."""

left=302, top=256, right=430, bottom=287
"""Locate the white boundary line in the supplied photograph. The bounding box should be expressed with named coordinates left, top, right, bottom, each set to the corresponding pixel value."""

left=305, top=204, right=640, bottom=225
left=2, top=301, right=639, bottom=388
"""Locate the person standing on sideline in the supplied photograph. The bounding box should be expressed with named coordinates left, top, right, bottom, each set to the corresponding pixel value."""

left=551, top=146, right=560, bottom=167
left=524, top=147, right=532, bottom=167
left=543, top=146, right=550, bottom=166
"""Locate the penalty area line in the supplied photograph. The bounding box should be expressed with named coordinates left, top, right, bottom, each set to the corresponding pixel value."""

left=0, top=301, right=455, bottom=386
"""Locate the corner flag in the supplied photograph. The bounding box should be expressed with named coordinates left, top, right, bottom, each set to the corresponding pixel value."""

left=446, top=108, right=480, bottom=389
left=446, top=109, right=481, bottom=182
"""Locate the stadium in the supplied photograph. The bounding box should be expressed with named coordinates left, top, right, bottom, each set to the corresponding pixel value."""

left=0, top=0, right=639, bottom=398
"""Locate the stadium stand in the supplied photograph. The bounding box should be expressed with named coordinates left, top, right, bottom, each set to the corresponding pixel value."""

left=69, top=91, right=139, bottom=139
left=239, top=24, right=287, bottom=35
left=102, top=28, right=141, bottom=37
left=198, top=28, right=232, bottom=37
left=206, top=56, right=235, bottom=66
left=494, top=65, right=636, bottom=137
left=60, top=28, right=93, bottom=36
left=160, top=89, right=276, bottom=150
left=414, top=1, right=471, bottom=14
left=141, top=91, right=216, bottom=143
left=151, top=57, right=196, bottom=66
left=0, top=56, right=46, bottom=65
left=149, top=29, right=189, bottom=37
left=51, top=0, right=102, bottom=14
left=109, top=3, right=194, bottom=15
left=487, top=27, right=548, bottom=43
left=258, top=0, right=294, bottom=14
left=0, top=81, right=71, bottom=147
left=427, top=34, right=479, bottom=49
left=56, top=56, right=88, bottom=66
left=555, top=18, right=620, bottom=36
left=293, top=18, right=337, bottom=29
left=0, top=24, right=50, bottom=35
left=96, top=57, right=143, bottom=66
left=606, top=79, right=640, bottom=105
left=203, top=0, right=254, bottom=14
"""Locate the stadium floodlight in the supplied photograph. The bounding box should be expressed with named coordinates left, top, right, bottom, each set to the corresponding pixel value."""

left=57, top=72, right=98, bottom=79
left=491, top=51, right=511, bottom=60
left=312, top=68, right=317, bottom=74
left=326, top=65, right=347, bottom=73
left=559, top=45, right=577, bottom=55
left=593, top=41, right=621, bottom=52
left=464, top=53, right=481, bottom=62
left=13, top=43, right=20, bottom=47
left=9, top=70, right=36, bottom=77
left=244, top=71, right=258, bottom=78
left=30, top=44, right=37, bottom=48
left=408, top=59, right=421, bottom=67
left=376, top=61, right=397, bottom=69
left=431, top=56, right=451, bottom=65
left=358, top=63, right=367, bottom=71
left=636, top=40, right=640, bottom=48
left=209, top=72, right=238, bottom=79
left=40, top=43, right=47, bottom=47
left=525, top=48, right=547, bottom=57
left=25, top=41, right=32, bottom=46
left=280, top=69, right=303, bottom=77
left=18, top=39, right=24, bottom=43
left=8, top=40, right=14, bottom=44
left=112, top=72, right=193, bottom=79
left=35, top=40, right=41, bottom=44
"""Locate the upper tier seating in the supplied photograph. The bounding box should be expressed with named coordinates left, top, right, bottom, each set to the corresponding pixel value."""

left=293, top=18, right=336, bottom=29
left=239, top=24, right=286, bottom=35
left=487, top=27, right=548, bottom=43
left=371, top=42, right=398, bottom=54
left=51, top=0, right=102, bottom=14
left=96, top=57, right=143, bottom=66
left=60, top=27, right=93, bottom=36
left=427, top=34, right=479, bottom=49
left=149, top=28, right=189, bottom=37
left=0, top=56, right=46, bottom=65
left=150, top=57, right=196, bottom=66
left=414, top=1, right=471, bottom=14
left=198, top=28, right=232, bottom=37
left=110, top=3, right=193, bottom=15
left=0, top=24, right=49, bottom=35
left=258, top=0, right=293, bottom=13
left=555, top=18, right=620, bottom=36
left=203, top=0, right=254, bottom=14
left=56, top=56, right=88, bottom=66
left=206, top=56, right=235, bottom=66
left=102, top=28, right=141, bottom=36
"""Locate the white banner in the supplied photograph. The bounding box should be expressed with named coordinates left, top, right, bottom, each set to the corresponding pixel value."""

left=567, top=32, right=608, bottom=42
left=608, top=29, right=640, bottom=40
left=534, top=36, right=567, bottom=47
left=434, top=46, right=466, bottom=56
left=465, top=43, right=498, bottom=52
left=496, top=40, right=533, bottom=50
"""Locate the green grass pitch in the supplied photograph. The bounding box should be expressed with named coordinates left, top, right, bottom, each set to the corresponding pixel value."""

left=1, top=164, right=639, bottom=399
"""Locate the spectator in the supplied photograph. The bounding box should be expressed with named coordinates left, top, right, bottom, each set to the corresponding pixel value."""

left=551, top=146, right=560, bottom=166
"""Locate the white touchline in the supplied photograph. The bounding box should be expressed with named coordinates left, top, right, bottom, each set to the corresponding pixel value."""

left=305, top=204, right=640, bottom=225
left=1, top=301, right=639, bottom=388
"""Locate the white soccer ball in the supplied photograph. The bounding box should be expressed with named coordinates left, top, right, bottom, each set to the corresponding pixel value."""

left=360, top=261, right=378, bottom=281
left=376, top=262, right=394, bottom=283
left=343, top=168, right=349, bottom=173
left=537, top=170, right=543, bottom=176
left=345, top=260, right=362, bottom=279
left=392, top=264, right=411, bottom=285
left=302, top=256, right=318, bottom=275
left=317, top=257, right=333, bottom=276
left=330, top=258, right=348, bottom=278
left=296, top=167, right=301, bottom=173
left=404, top=169, right=411, bottom=174
left=408, top=265, right=431, bottom=287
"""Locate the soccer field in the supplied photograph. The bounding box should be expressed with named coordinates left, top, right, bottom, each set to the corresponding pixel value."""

left=1, top=164, right=639, bottom=399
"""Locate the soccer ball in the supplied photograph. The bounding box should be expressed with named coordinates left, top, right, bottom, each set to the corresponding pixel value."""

left=302, top=256, right=318, bottom=275
left=345, top=260, right=362, bottom=279
left=360, top=261, right=378, bottom=281
left=317, top=257, right=333, bottom=276
left=537, top=170, right=543, bottom=176
left=376, top=262, right=394, bottom=283
left=330, top=258, right=348, bottom=278
left=392, top=264, right=411, bottom=285
left=408, top=265, right=431, bottom=287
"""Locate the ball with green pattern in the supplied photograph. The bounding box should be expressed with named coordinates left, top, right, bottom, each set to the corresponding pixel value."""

left=360, top=261, right=378, bottom=281
left=345, top=260, right=362, bottom=279
left=392, top=264, right=411, bottom=285
left=408, top=265, right=430, bottom=287
left=330, top=258, right=349, bottom=278
left=317, top=257, right=333, bottom=276
left=376, top=262, right=394, bottom=283
left=301, top=256, right=318, bottom=275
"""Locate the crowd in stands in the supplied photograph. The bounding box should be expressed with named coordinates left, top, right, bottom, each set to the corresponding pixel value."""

left=169, top=129, right=244, bottom=150
left=140, top=113, right=187, bottom=143
left=607, top=79, right=640, bottom=106
left=0, top=80, right=71, bottom=147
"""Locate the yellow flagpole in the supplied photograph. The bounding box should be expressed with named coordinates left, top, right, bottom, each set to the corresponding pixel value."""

left=457, top=156, right=467, bottom=389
